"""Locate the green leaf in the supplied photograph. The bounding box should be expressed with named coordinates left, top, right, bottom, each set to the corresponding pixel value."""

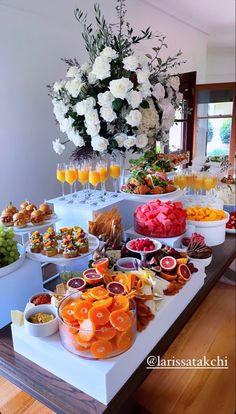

left=140, top=100, right=150, bottom=109
left=112, top=98, right=123, bottom=111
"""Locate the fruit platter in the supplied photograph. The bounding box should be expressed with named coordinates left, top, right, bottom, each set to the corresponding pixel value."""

left=25, top=226, right=99, bottom=264
left=225, top=211, right=236, bottom=234
left=0, top=201, right=59, bottom=232
left=0, top=225, right=25, bottom=277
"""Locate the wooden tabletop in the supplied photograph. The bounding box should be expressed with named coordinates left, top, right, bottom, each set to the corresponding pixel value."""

left=0, top=235, right=235, bottom=414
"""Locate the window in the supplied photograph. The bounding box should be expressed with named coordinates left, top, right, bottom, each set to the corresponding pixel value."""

left=194, top=83, right=235, bottom=160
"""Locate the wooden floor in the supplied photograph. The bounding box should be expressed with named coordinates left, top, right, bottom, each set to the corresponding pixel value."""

left=0, top=281, right=235, bottom=414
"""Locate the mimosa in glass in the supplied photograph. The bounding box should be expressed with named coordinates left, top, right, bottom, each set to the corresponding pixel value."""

left=89, top=167, right=101, bottom=205
left=110, top=159, right=121, bottom=196
left=65, top=163, right=77, bottom=203
left=78, top=162, right=90, bottom=203
left=57, top=163, right=66, bottom=200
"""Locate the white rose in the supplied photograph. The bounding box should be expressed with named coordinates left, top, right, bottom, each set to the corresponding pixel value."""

left=88, top=71, right=97, bottom=84
left=126, top=90, right=143, bottom=109
left=75, top=97, right=96, bottom=116
left=53, top=100, right=68, bottom=122
left=52, top=138, right=65, bottom=155
left=123, top=135, right=137, bottom=149
left=114, top=133, right=128, bottom=147
left=85, top=109, right=100, bottom=125
left=65, top=79, right=83, bottom=98
left=80, top=63, right=91, bottom=74
left=66, top=66, right=81, bottom=78
left=67, top=130, right=85, bottom=147
left=101, top=47, right=117, bottom=60
left=167, top=76, right=180, bottom=91
left=136, top=134, right=148, bottom=148
left=125, top=109, right=142, bottom=127
left=59, top=116, right=74, bottom=134
left=138, top=80, right=152, bottom=98
left=138, top=55, right=149, bottom=69
left=91, top=135, right=109, bottom=152
left=109, top=77, right=133, bottom=99
left=53, top=81, right=66, bottom=93
left=152, top=83, right=165, bottom=100
left=98, top=91, right=114, bottom=107
left=123, top=55, right=139, bottom=71
left=137, top=69, right=149, bottom=84
left=100, top=106, right=117, bottom=122
left=92, top=56, right=111, bottom=80
left=86, top=123, right=101, bottom=137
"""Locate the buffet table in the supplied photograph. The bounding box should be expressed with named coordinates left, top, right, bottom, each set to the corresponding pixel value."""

left=0, top=235, right=235, bottom=414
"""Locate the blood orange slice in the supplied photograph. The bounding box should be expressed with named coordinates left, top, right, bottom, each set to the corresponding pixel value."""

left=67, top=277, right=87, bottom=292
left=90, top=339, right=113, bottom=359
left=88, top=306, right=110, bottom=326
left=92, top=258, right=109, bottom=273
left=176, top=264, right=191, bottom=280
left=107, top=281, right=126, bottom=296
left=160, top=256, right=177, bottom=271
left=83, top=271, right=103, bottom=286
left=109, top=310, right=132, bottom=332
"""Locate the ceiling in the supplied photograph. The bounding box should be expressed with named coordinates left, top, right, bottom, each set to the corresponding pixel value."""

left=0, top=0, right=235, bottom=48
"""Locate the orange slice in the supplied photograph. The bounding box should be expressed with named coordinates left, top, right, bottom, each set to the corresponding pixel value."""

left=78, top=319, right=95, bottom=342
left=75, top=334, right=93, bottom=349
left=114, top=273, right=129, bottom=288
left=110, top=295, right=129, bottom=312
left=92, top=258, right=109, bottom=273
left=90, top=339, right=113, bottom=359
left=81, top=291, right=96, bottom=302
left=90, top=286, right=109, bottom=300
left=60, top=305, right=77, bottom=324
left=74, top=300, right=92, bottom=321
left=109, top=310, right=132, bottom=332
left=176, top=258, right=188, bottom=265
left=88, top=306, right=110, bottom=326
left=95, top=323, right=117, bottom=340
left=116, top=330, right=134, bottom=351
left=92, top=297, right=113, bottom=308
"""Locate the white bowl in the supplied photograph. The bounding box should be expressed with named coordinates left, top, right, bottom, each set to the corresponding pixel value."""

left=116, top=257, right=141, bottom=271
left=0, top=243, right=25, bottom=279
left=187, top=212, right=229, bottom=246
left=126, top=238, right=162, bottom=257
left=29, top=292, right=53, bottom=305
left=24, top=304, right=58, bottom=337
left=188, top=255, right=212, bottom=268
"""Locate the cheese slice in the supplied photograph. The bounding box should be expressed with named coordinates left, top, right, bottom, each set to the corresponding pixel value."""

left=11, top=310, right=24, bottom=326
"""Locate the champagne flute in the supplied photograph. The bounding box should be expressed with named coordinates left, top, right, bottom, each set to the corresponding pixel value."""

left=97, top=160, right=108, bottom=201
left=72, top=162, right=79, bottom=197
left=110, top=158, right=121, bottom=197
left=56, top=163, right=66, bottom=200
left=65, top=163, right=77, bottom=203
left=78, top=161, right=89, bottom=203
left=89, top=165, right=101, bottom=206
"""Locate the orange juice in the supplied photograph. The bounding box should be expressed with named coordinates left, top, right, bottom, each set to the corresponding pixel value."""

left=98, top=167, right=108, bottom=183
left=57, top=170, right=65, bottom=183
left=78, top=170, right=89, bottom=185
left=193, top=176, right=203, bottom=191
left=110, top=165, right=120, bottom=179
left=65, top=169, right=77, bottom=185
left=203, top=177, right=214, bottom=191
left=89, top=171, right=100, bottom=187
left=178, top=175, right=187, bottom=190
left=212, top=176, right=218, bottom=187
left=186, top=174, right=194, bottom=188
left=173, top=175, right=179, bottom=187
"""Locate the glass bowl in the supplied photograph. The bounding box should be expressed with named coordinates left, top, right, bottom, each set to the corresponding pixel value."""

left=134, top=215, right=186, bottom=238
left=58, top=291, right=137, bottom=359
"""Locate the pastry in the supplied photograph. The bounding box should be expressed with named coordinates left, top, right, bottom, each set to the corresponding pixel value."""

left=43, top=241, right=58, bottom=257
left=30, top=210, right=45, bottom=225
left=30, top=239, right=43, bottom=253
left=43, top=227, right=57, bottom=243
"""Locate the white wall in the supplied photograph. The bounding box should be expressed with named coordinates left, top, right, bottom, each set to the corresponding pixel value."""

left=205, top=47, right=235, bottom=83
left=0, top=0, right=208, bottom=211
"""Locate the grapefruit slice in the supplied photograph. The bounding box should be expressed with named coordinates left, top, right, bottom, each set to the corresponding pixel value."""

left=90, top=339, right=113, bottom=359
left=176, top=264, right=191, bottom=280
left=88, top=306, right=110, bottom=326
left=109, top=310, right=132, bottom=332
left=95, top=323, right=117, bottom=340
left=74, top=300, right=92, bottom=321
left=107, top=281, right=126, bottom=296
left=110, top=295, right=129, bottom=312
left=90, top=286, right=109, bottom=300
left=160, top=256, right=177, bottom=271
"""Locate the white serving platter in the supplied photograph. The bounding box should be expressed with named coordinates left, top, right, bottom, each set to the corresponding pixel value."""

left=1, top=215, right=60, bottom=234
left=11, top=268, right=205, bottom=405
left=0, top=243, right=25, bottom=279
left=120, top=188, right=182, bottom=201
left=25, top=233, right=99, bottom=265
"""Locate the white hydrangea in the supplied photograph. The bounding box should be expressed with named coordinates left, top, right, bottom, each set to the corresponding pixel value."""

left=67, top=130, right=85, bottom=147
left=126, top=90, right=143, bottom=109
left=136, top=133, right=148, bottom=148
left=98, top=91, right=114, bottom=107
left=109, top=77, right=133, bottom=99
left=114, top=133, right=128, bottom=147
left=125, top=109, right=142, bottom=127
left=53, top=81, right=66, bottom=93
left=65, top=79, right=83, bottom=98
left=123, top=135, right=137, bottom=149
left=167, top=76, right=180, bottom=91
left=86, top=123, right=101, bottom=137
left=53, top=138, right=65, bottom=155
left=137, top=69, right=149, bottom=84
left=92, top=56, right=111, bottom=80
left=100, top=106, right=117, bottom=122
left=91, top=135, right=109, bottom=152
left=66, top=66, right=81, bottom=78
left=85, top=109, right=100, bottom=126
left=123, top=55, right=139, bottom=71
left=100, top=47, right=117, bottom=61
left=152, top=83, right=165, bottom=100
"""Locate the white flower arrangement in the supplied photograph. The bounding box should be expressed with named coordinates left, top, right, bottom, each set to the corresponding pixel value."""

left=50, top=0, right=184, bottom=158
